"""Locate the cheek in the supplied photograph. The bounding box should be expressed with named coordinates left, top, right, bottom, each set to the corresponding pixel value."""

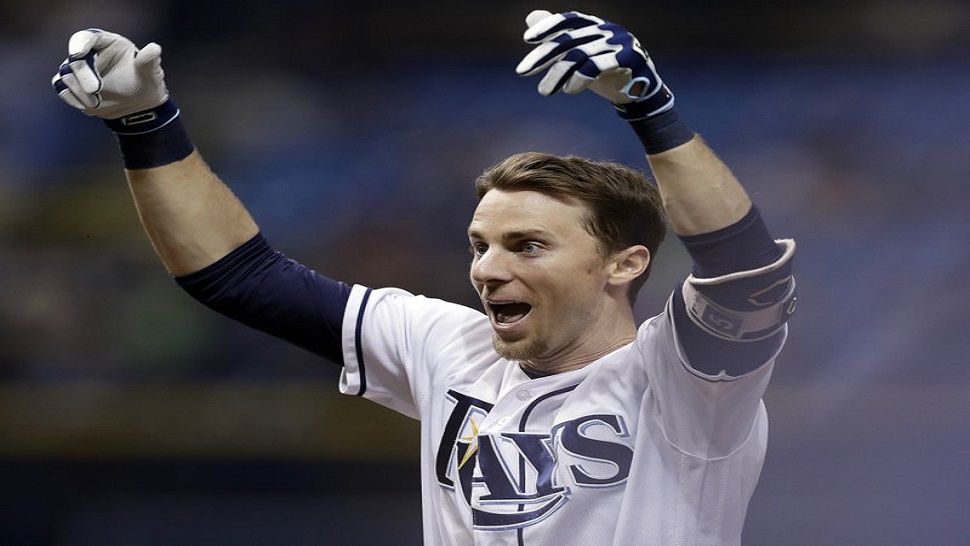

left=563, top=256, right=608, bottom=288
left=542, top=266, right=603, bottom=308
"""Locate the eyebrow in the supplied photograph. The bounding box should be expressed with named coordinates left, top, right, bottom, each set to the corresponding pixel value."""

left=467, top=228, right=553, bottom=241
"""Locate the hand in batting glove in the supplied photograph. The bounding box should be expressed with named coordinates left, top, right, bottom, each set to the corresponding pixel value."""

left=516, top=10, right=674, bottom=120
left=52, top=29, right=174, bottom=131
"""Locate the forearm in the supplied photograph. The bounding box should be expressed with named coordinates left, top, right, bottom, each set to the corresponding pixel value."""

left=50, top=31, right=257, bottom=277
left=647, top=135, right=751, bottom=236
left=126, top=150, right=259, bottom=276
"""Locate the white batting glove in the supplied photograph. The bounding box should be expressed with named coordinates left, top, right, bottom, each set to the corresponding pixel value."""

left=52, top=29, right=169, bottom=121
left=516, top=10, right=674, bottom=120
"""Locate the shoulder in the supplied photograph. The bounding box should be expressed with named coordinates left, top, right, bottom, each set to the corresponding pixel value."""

left=634, top=307, right=677, bottom=358
left=348, top=285, right=485, bottom=327
left=345, top=284, right=493, bottom=358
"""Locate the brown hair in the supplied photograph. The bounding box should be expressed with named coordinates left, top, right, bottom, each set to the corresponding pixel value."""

left=475, top=152, right=667, bottom=303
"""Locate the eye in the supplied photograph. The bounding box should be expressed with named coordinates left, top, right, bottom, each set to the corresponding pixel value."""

left=520, top=241, right=542, bottom=255
left=469, top=242, right=488, bottom=256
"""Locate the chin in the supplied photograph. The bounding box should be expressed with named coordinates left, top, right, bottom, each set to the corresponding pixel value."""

left=491, top=333, right=549, bottom=362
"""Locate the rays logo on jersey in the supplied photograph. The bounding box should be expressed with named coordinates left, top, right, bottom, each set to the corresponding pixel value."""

left=435, top=389, right=633, bottom=530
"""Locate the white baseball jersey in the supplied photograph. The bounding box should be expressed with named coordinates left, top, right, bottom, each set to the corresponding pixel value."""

left=339, top=284, right=784, bottom=545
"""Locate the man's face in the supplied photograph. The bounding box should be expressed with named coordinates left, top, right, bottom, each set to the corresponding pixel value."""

left=468, top=188, right=615, bottom=363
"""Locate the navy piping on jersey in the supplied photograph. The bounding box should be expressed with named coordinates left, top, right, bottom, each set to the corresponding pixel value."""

left=353, top=288, right=373, bottom=396
left=518, top=385, right=580, bottom=431
left=516, top=384, right=580, bottom=546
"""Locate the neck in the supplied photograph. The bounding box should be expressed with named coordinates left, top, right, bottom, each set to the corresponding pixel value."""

left=521, top=338, right=633, bottom=375
left=524, top=312, right=637, bottom=375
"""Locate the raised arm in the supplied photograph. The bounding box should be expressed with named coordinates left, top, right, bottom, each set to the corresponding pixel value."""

left=52, top=29, right=349, bottom=364
left=517, top=10, right=796, bottom=376
left=515, top=11, right=751, bottom=236
left=52, top=29, right=257, bottom=276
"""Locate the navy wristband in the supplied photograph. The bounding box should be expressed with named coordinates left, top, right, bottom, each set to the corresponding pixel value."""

left=628, top=108, right=695, bottom=155
left=104, top=99, right=195, bottom=169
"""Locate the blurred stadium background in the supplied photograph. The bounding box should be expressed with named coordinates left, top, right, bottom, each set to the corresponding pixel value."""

left=1, top=0, right=968, bottom=544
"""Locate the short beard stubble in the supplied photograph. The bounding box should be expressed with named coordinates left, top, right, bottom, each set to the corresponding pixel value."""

left=491, top=333, right=550, bottom=363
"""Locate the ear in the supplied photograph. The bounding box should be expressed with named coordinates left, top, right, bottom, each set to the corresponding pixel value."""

left=605, top=245, right=651, bottom=288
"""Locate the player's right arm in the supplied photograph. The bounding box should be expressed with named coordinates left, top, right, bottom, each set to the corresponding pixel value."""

left=51, top=30, right=479, bottom=412
left=52, top=30, right=358, bottom=366
left=52, top=29, right=257, bottom=276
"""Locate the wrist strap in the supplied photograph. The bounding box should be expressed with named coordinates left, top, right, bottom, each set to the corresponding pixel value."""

left=104, top=100, right=195, bottom=169
left=104, top=99, right=180, bottom=135
left=628, top=108, right=695, bottom=155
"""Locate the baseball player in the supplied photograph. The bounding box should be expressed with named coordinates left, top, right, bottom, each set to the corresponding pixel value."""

left=52, top=9, right=796, bottom=545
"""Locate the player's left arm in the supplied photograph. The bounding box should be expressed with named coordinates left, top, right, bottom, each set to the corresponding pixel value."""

left=642, top=120, right=796, bottom=379
left=517, top=10, right=796, bottom=377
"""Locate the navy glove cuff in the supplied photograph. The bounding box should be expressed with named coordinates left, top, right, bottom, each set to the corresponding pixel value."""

left=104, top=99, right=180, bottom=135
left=613, top=84, right=675, bottom=121
left=104, top=99, right=195, bottom=169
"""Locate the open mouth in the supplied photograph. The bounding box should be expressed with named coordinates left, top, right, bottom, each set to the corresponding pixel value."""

left=487, top=301, right=533, bottom=325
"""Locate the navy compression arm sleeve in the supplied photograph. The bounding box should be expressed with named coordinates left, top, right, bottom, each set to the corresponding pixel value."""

left=672, top=205, right=786, bottom=376
left=175, top=234, right=351, bottom=365
left=680, top=205, right=781, bottom=279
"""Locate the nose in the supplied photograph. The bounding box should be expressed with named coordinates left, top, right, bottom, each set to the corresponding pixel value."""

left=470, top=247, right=514, bottom=287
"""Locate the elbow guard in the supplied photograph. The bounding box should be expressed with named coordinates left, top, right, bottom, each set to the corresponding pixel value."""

left=681, top=239, right=797, bottom=342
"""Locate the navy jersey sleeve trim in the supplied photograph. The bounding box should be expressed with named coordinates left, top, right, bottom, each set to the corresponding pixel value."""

left=352, top=288, right=373, bottom=396
left=175, top=233, right=351, bottom=366
left=672, top=285, right=784, bottom=377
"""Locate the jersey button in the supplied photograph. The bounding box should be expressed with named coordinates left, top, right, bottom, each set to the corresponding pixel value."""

left=516, top=390, right=533, bottom=401
left=496, top=417, right=510, bottom=427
